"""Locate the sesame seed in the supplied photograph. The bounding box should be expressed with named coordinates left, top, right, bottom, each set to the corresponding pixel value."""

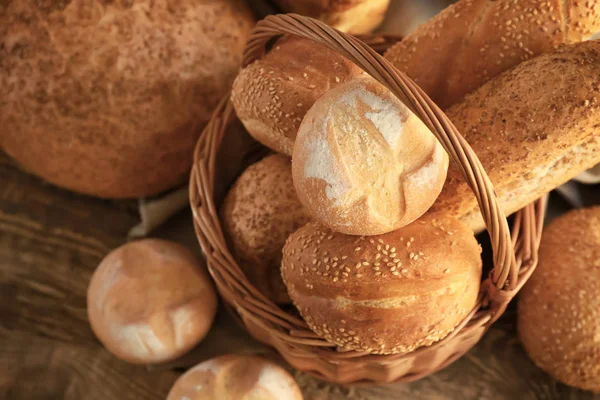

left=378, top=239, right=384, bottom=244
left=444, top=269, right=450, bottom=274
left=354, top=247, right=361, bottom=252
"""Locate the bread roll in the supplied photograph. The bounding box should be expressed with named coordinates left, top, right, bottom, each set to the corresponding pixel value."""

left=167, top=355, right=303, bottom=400
left=87, top=239, right=217, bottom=364
left=385, top=0, right=600, bottom=108
left=272, top=0, right=390, bottom=34
left=518, top=207, right=600, bottom=393
left=432, top=40, right=600, bottom=232
left=281, top=214, right=482, bottom=355
left=231, top=36, right=365, bottom=155
left=0, top=0, right=254, bottom=198
left=221, top=154, right=310, bottom=304
left=292, top=78, right=448, bottom=236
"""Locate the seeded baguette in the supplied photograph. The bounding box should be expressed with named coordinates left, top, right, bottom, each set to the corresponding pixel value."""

left=385, top=0, right=600, bottom=108
left=433, top=40, right=600, bottom=232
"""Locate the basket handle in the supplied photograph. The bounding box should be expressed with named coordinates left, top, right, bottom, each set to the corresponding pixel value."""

left=243, top=14, right=518, bottom=291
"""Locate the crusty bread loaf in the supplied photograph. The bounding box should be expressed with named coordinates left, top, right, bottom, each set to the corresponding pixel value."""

left=167, top=355, right=303, bottom=400
left=221, top=154, right=310, bottom=304
left=87, top=239, right=217, bottom=364
left=385, top=0, right=600, bottom=108
left=0, top=0, right=254, bottom=198
left=518, top=207, right=600, bottom=393
left=281, top=214, right=482, bottom=355
left=231, top=36, right=366, bottom=155
left=292, top=78, right=448, bottom=236
left=433, top=40, right=600, bottom=232
left=272, top=0, right=390, bottom=34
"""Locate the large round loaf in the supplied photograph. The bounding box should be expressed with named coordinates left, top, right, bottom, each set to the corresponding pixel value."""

left=518, top=207, right=600, bottom=393
left=231, top=36, right=365, bottom=156
left=281, top=214, right=482, bottom=355
left=292, top=78, right=448, bottom=236
left=0, top=0, right=254, bottom=198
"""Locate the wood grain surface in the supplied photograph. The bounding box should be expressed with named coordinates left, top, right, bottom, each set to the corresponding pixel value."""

left=1, top=151, right=598, bottom=399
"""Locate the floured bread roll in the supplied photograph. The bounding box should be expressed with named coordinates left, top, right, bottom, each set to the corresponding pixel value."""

left=292, top=77, right=448, bottom=235
left=87, top=239, right=217, bottom=364
left=167, top=355, right=303, bottom=400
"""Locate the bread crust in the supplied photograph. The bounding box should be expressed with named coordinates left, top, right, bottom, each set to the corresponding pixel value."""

left=434, top=40, right=600, bottom=232
left=87, top=239, right=217, bottom=364
left=167, top=355, right=303, bottom=400
left=272, top=0, right=390, bottom=34
left=518, top=207, right=600, bottom=393
left=385, top=0, right=600, bottom=108
left=0, top=0, right=254, bottom=198
left=292, top=77, right=448, bottom=236
left=282, top=214, right=482, bottom=354
left=221, top=154, right=310, bottom=304
left=231, top=36, right=365, bottom=155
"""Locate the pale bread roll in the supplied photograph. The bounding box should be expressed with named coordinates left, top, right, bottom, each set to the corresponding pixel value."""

left=282, top=214, right=482, bottom=355
left=221, top=154, right=311, bottom=304
left=272, top=0, right=390, bottom=34
left=167, top=355, right=303, bottom=400
left=385, top=0, right=600, bottom=108
left=433, top=40, right=600, bottom=232
left=87, top=239, right=217, bottom=364
left=518, top=207, right=600, bottom=393
left=231, top=36, right=365, bottom=155
left=292, top=77, right=448, bottom=236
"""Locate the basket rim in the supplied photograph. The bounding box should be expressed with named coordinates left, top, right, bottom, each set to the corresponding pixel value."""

left=189, top=14, right=547, bottom=384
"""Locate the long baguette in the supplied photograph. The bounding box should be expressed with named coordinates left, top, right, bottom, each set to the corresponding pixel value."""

left=432, top=40, right=600, bottom=232
left=385, top=0, right=600, bottom=109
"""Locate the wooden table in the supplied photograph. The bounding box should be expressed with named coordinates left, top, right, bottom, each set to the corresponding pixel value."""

left=0, top=151, right=597, bottom=400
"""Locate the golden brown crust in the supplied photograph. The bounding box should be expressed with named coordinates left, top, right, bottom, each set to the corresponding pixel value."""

left=167, top=355, right=303, bottom=400
left=87, top=239, right=217, bottom=364
left=272, top=0, right=390, bottom=34
left=231, top=36, right=365, bottom=155
left=384, top=0, right=600, bottom=108
left=221, top=154, right=311, bottom=304
left=432, top=40, right=600, bottom=232
left=292, top=77, right=448, bottom=235
left=281, top=213, right=482, bottom=354
left=518, top=207, right=600, bottom=393
left=0, top=0, right=254, bottom=198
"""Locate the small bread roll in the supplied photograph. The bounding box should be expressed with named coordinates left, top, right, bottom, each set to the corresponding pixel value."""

left=87, top=239, right=217, bottom=364
left=221, top=154, right=311, bottom=304
left=518, top=207, right=600, bottom=393
left=272, top=0, right=390, bottom=34
left=167, top=355, right=303, bottom=400
left=292, top=78, right=449, bottom=236
left=231, top=36, right=365, bottom=155
left=282, top=214, right=481, bottom=355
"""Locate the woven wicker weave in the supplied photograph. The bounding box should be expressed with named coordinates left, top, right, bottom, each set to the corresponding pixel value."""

left=190, top=14, right=547, bottom=384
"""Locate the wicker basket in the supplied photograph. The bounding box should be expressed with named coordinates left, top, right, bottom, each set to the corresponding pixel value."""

left=190, top=14, right=547, bottom=385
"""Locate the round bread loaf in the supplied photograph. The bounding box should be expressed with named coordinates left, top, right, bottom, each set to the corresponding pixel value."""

left=167, top=355, right=303, bottom=400
left=231, top=36, right=365, bottom=156
left=221, top=154, right=311, bottom=304
left=292, top=77, right=449, bottom=236
left=271, top=0, right=390, bottom=34
left=518, top=207, right=600, bottom=393
left=87, top=239, right=217, bottom=364
left=282, top=213, right=482, bottom=355
left=0, top=0, right=254, bottom=198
